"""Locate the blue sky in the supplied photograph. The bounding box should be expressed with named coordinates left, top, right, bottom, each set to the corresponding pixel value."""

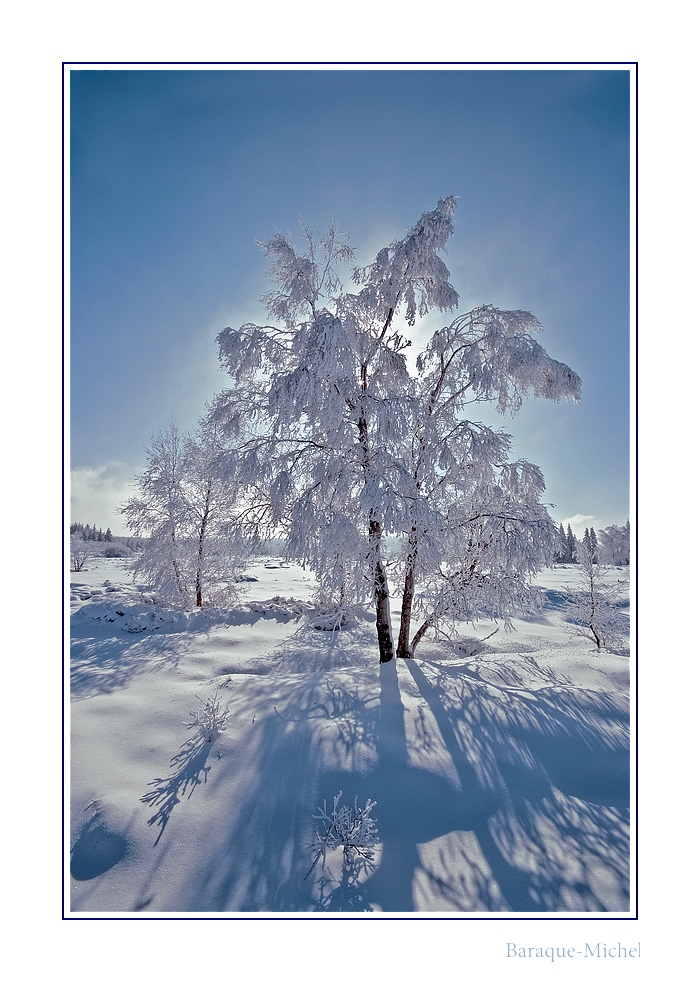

left=69, top=66, right=631, bottom=537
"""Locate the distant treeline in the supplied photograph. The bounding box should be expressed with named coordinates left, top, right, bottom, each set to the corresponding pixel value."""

left=554, top=521, right=630, bottom=566
left=70, top=522, right=146, bottom=552
left=70, top=521, right=114, bottom=542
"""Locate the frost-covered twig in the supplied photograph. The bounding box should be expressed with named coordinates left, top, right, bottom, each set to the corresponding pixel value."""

left=183, top=693, right=231, bottom=743
left=305, top=791, right=379, bottom=880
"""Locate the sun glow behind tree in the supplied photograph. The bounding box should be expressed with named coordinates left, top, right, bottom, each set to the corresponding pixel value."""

left=213, top=198, right=581, bottom=662
left=70, top=69, right=631, bottom=539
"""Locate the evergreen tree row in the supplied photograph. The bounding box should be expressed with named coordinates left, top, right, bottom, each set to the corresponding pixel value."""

left=70, top=522, right=113, bottom=542
left=553, top=521, right=630, bottom=565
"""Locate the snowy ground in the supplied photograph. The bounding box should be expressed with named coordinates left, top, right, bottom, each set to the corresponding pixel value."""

left=67, top=558, right=631, bottom=916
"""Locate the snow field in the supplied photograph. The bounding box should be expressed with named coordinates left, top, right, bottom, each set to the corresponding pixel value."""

left=69, top=558, right=630, bottom=914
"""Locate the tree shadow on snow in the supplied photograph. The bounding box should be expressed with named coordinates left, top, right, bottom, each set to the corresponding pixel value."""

left=314, top=658, right=629, bottom=912
left=141, top=729, right=219, bottom=845
left=130, top=623, right=629, bottom=913
left=164, top=656, right=383, bottom=911
left=70, top=634, right=190, bottom=700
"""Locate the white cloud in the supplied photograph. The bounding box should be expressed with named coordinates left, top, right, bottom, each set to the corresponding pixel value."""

left=561, top=514, right=596, bottom=538
left=70, top=462, right=137, bottom=536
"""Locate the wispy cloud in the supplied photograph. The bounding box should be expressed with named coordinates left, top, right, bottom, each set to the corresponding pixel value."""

left=562, top=514, right=596, bottom=537
left=70, top=462, right=137, bottom=535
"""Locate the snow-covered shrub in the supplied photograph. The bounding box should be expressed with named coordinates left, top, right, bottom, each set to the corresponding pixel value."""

left=184, top=694, right=231, bottom=743
left=103, top=543, right=133, bottom=559
left=247, top=596, right=312, bottom=618
left=70, top=534, right=94, bottom=571
left=305, top=792, right=379, bottom=880
left=309, top=603, right=357, bottom=631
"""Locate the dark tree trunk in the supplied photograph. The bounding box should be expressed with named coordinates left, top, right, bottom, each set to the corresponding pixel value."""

left=358, top=406, right=395, bottom=663
left=195, top=484, right=213, bottom=608
left=371, top=519, right=394, bottom=663
left=396, top=531, right=418, bottom=658
left=410, top=617, right=432, bottom=655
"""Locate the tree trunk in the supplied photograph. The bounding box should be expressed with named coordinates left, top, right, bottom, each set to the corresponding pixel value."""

left=396, top=531, right=417, bottom=658
left=410, top=616, right=432, bottom=655
left=358, top=407, right=394, bottom=663
left=371, top=519, right=394, bottom=663
left=170, top=525, right=187, bottom=603
left=195, top=487, right=212, bottom=608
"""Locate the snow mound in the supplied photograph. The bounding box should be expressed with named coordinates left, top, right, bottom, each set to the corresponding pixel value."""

left=71, top=598, right=190, bottom=634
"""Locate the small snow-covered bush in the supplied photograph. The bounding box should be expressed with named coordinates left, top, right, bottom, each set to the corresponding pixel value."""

left=70, top=534, right=94, bottom=571
left=305, top=792, right=379, bottom=880
left=184, top=694, right=231, bottom=743
left=103, top=543, right=133, bottom=558
left=248, top=596, right=312, bottom=618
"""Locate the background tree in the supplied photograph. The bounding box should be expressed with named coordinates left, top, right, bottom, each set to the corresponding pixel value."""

left=597, top=522, right=630, bottom=565
left=568, top=540, right=628, bottom=648
left=182, top=419, right=250, bottom=607
left=214, top=198, right=581, bottom=661
left=553, top=523, right=567, bottom=563
left=122, top=419, right=190, bottom=603
left=121, top=419, right=249, bottom=606
left=70, top=534, right=94, bottom=571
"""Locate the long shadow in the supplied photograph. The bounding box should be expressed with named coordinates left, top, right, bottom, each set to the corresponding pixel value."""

left=117, top=615, right=628, bottom=912
left=402, top=659, right=629, bottom=911
left=311, top=655, right=629, bottom=912
left=315, top=660, right=530, bottom=912
left=70, top=634, right=190, bottom=700
left=141, top=730, right=219, bottom=845
left=166, top=618, right=389, bottom=912
left=70, top=601, right=307, bottom=700
left=171, top=672, right=349, bottom=912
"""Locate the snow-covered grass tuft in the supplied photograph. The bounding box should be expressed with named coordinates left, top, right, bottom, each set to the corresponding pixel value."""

left=183, top=694, right=231, bottom=743
left=305, top=791, right=379, bottom=880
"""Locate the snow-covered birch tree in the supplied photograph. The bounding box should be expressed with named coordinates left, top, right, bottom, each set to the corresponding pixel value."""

left=121, top=420, right=191, bottom=604
left=213, top=198, right=582, bottom=662
left=121, top=418, right=249, bottom=606
left=567, top=540, right=628, bottom=648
